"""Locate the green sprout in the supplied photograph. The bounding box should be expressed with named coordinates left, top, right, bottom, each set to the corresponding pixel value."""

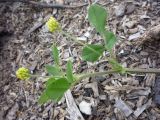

left=16, top=4, right=160, bottom=104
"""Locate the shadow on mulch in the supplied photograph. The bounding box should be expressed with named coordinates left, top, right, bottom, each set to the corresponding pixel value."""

left=142, top=39, right=160, bottom=105
left=0, top=31, right=14, bottom=100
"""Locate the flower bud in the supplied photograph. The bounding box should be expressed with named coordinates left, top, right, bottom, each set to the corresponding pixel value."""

left=16, top=67, right=30, bottom=80
left=46, top=17, right=60, bottom=32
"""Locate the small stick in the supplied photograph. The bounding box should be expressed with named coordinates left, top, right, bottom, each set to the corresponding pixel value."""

left=0, top=0, right=88, bottom=9
left=24, top=15, right=51, bottom=36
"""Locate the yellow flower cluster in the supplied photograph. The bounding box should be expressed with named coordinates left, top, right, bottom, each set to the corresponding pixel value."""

left=46, top=17, right=60, bottom=32
left=16, top=67, right=30, bottom=80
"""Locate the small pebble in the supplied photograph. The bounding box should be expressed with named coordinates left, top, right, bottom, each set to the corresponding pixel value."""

left=125, top=21, right=137, bottom=29
left=99, top=95, right=107, bottom=100
left=115, top=3, right=126, bottom=17
left=79, top=101, right=92, bottom=115
left=77, top=36, right=87, bottom=41
left=84, top=31, right=91, bottom=38
left=128, top=28, right=138, bottom=34
left=128, top=32, right=141, bottom=41
left=126, top=4, right=135, bottom=14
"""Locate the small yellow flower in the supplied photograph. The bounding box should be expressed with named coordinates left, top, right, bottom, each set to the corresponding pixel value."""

left=16, top=67, right=30, bottom=80
left=46, top=16, right=60, bottom=32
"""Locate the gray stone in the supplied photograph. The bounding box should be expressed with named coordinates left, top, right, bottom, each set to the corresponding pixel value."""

left=126, top=4, right=135, bottom=14
left=115, top=3, right=126, bottom=17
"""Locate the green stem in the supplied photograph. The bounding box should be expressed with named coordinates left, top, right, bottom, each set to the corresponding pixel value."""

left=31, top=74, right=50, bottom=78
left=78, top=70, right=117, bottom=80
left=125, top=68, right=160, bottom=74
left=77, top=68, right=160, bottom=80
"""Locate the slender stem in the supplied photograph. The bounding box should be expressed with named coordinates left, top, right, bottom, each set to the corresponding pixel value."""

left=71, top=70, right=119, bottom=88
left=58, top=31, right=160, bottom=85
left=78, top=68, right=160, bottom=80
left=31, top=74, right=50, bottom=78
left=125, top=68, right=160, bottom=74
left=79, top=70, right=117, bottom=79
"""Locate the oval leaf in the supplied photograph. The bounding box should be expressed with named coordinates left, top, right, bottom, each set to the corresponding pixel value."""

left=38, top=77, right=68, bottom=104
left=46, top=77, right=56, bottom=87
left=52, top=45, right=59, bottom=65
left=104, top=31, right=117, bottom=50
left=82, top=44, right=105, bottom=62
left=66, top=61, right=74, bottom=83
left=38, top=91, right=49, bottom=104
left=88, top=4, right=107, bottom=35
left=46, top=78, right=70, bottom=102
left=45, top=65, right=61, bottom=76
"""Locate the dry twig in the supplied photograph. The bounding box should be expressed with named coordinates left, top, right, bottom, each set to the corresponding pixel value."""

left=0, top=0, right=88, bottom=9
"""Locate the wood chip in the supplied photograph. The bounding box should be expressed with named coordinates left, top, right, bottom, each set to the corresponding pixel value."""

left=65, top=90, right=84, bottom=120
left=114, top=98, right=133, bottom=117
left=85, top=82, right=99, bottom=97
left=145, top=74, right=156, bottom=87
left=134, top=99, right=152, bottom=117
left=128, top=32, right=141, bottom=41
left=105, top=85, right=146, bottom=91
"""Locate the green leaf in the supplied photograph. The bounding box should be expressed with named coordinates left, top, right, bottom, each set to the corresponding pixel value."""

left=39, top=77, right=67, bottom=104
left=45, top=65, right=61, bottom=76
left=82, top=44, right=105, bottom=62
left=38, top=91, right=49, bottom=104
left=45, top=78, right=70, bottom=102
left=88, top=4, right=107, bottom=35
left=52, top=45, right=59, bottom=65
left=46, top=77, right=56, bottom=87
left=109, top=58, right=126, bottom=74
left=104, top=31, right=117, bottom=50
left=66, top=61, right=74, bottom=83
left=55, top=94, right=64, bottom=102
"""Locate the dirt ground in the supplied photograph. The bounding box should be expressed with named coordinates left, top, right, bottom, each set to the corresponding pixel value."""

left=0, top=0, right=160, bottom=120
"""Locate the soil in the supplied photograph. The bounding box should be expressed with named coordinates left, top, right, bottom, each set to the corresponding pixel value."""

left=0, top=0, right=160, bottom=120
